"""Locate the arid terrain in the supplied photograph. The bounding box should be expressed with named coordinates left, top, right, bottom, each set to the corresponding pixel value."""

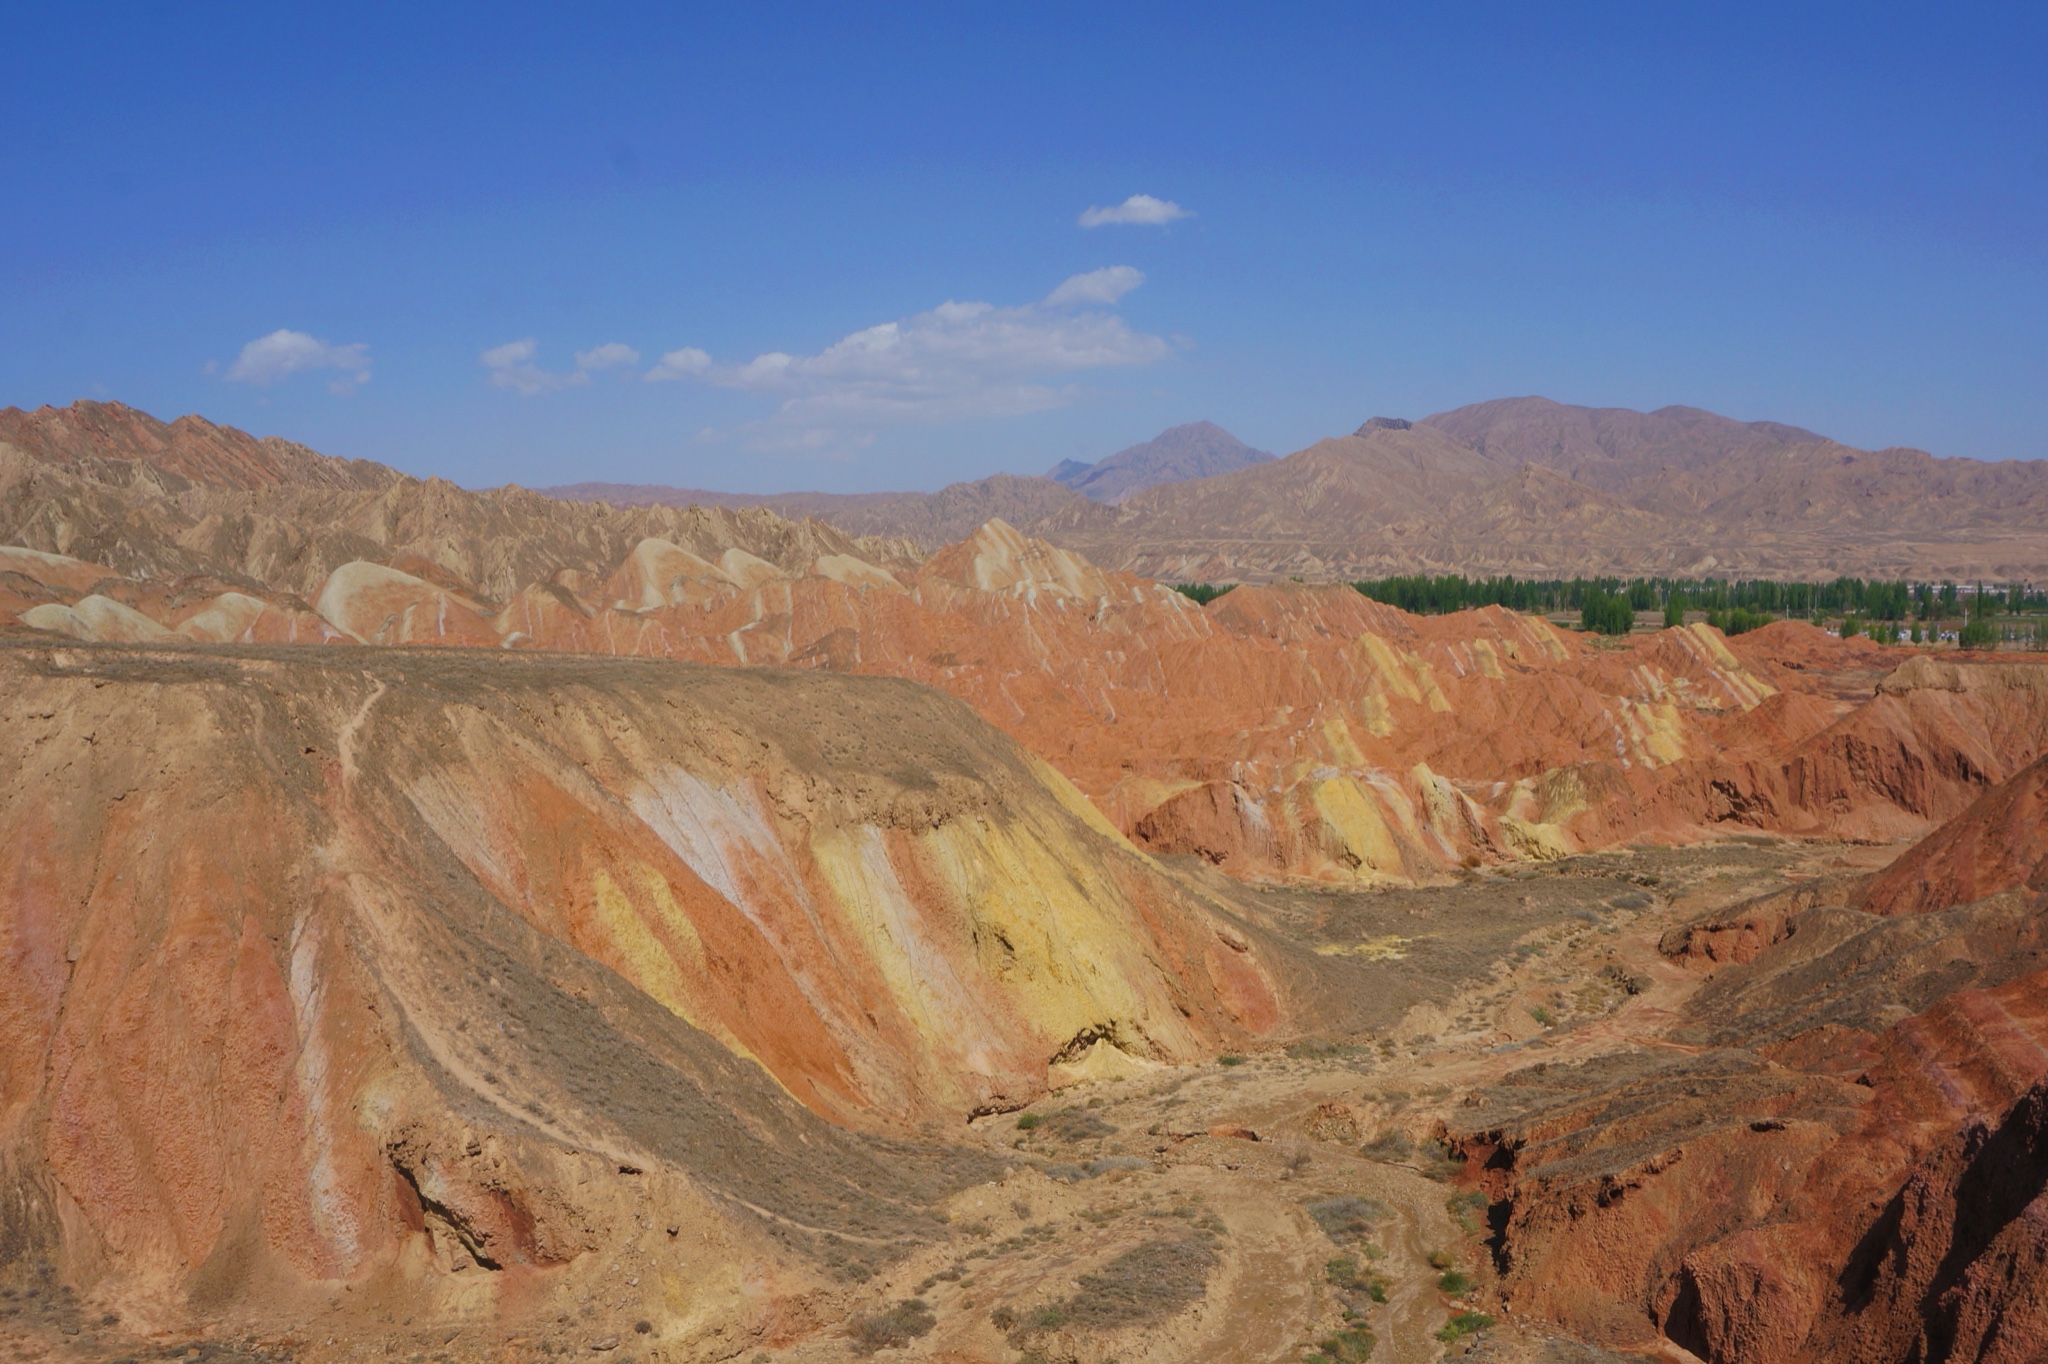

left=545, top=398, right=2048, bottom=582
left=5, top=401, right=2048, bottom=1363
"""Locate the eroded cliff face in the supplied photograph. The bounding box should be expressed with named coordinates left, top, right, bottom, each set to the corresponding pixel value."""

left=0, top=641, right=1277, bottom=1337
left=1441, top=754, right=2048, bottom=1363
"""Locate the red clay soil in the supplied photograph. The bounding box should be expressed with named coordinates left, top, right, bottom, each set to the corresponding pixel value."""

left=1446, top=757, right=2048, bottom=1362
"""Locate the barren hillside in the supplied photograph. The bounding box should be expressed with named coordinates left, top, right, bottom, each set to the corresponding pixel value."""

left=7, top=398, right=2048, bottom=1363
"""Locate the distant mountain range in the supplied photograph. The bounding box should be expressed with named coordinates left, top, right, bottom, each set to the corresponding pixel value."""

left=541, top=420, right=1273, bottom=543
left=1045, top=420, right=1273, bottom=502
left=548, top=398, right=2048, bottom=581
left=11, top=396, right=2048, bottom=584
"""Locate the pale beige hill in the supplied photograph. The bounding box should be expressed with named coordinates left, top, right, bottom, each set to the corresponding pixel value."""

left=548, top=471, right=1100, bottom=550
left=0, top=402, right=918, bottom=599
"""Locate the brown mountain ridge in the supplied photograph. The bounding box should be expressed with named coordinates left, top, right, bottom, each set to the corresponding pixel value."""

left=551, top=396, right=2048, bottom=580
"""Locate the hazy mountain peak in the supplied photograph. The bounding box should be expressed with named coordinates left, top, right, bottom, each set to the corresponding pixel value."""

left=1049, top=420, right=1274, bottom=503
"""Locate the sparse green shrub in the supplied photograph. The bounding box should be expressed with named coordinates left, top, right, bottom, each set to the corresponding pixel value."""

left=1014, top=1112, right=1041, bottom=1130
left=1325, top=1255, right=1390, bottom=1310
left=1305, top=1323, right=1377, bottom=1363
left=1027, top=1305, right=1067, bottom=1332
left=1039, top=1107, right=1117, bottom=1142
left=850, top=1299, right=936, bottom=1355
left=1360, top=1130, right=1413, bottom=1162
left=1426, top=1249, right=1454, bottom=1271
left=1287, top=1037, right=1368, bottom=1060
left=1306, top=1196, right=1388, bottom=1243
left=1421, top=1140, right=1469, bottom=1182
left=1435, top=1311, right=1496, bottom=1343
left=1438, top=1269, right=1473, bottom=1295
left=1218, top=1053, right=1245, bottom=1067
left=1446, top=1189, right=1489, bottom=1234
left=1528, top=1005, right=1555, bottom=1028
left=1057, top=1235, right=1220, bottom=1331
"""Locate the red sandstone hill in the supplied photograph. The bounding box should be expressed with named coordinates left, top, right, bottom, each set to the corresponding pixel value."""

left=0, top=399, right=401, bottom=490
left=1858, top=749, right=2048, bottom=917
left=1444, top=748, right=2048, bottom=1363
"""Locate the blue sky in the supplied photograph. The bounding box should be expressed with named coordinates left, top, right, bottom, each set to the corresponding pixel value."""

left=4, top=3, right=2044, bottom=491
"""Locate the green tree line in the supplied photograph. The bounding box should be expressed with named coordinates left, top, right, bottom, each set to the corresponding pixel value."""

left=1170, top=574, right=2041, bottom=647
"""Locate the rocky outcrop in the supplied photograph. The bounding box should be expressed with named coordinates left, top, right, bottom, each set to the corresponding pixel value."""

left=1811, top=1075, right=2048, bottom=1362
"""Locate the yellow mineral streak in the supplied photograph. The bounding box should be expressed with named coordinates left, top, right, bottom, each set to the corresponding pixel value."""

left=1621, top=698, right=1690, bottom=766
left=1498, top=816, right=1573, bottom=861
left=175, top=591, right=270, bottom=643
left=1320, top=714, right=1369, bottom=768
left=1355, top=632, right=1452, bottom=714
left=1679, top=622, right=1778, bottom=710
left=589, top=867, right=696, bottom=1024
left=21, top=594, right=177, bottom=643
left=1047, top=1038, right=1161, bottom=1087
left=1358, top=692, right=1396, bottom=739
left=1313, top=934, right=1410, bottom=960
left=585, top=865, right=765, bottom=1067
left=811, top=827, right=992, bottom=1054
left=1311, top=777, right=1407, bottom=880
left=808, top=553, right=904, bottom=593
left=1410, top=762, right=1473, bottom=852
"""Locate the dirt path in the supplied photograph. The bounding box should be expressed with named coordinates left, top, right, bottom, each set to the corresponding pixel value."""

left=1185, top=1177, right=1320, bottom=1364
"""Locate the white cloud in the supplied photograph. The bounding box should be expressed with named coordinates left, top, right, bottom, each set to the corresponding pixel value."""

left=1078, top=194, right=1191, bottom=228
left=649, top=276, right=1170, bottom=450
left=1044, top=265, right=1145, bottom=307
left=574, top=341, right=641, bottom=371
left=223, top=329, right=371, bottom=394
left=482, top=339, right=650, bottom=394
left=644, top=347, right=712, bottom=381
left=480, top=338, right=590, bottom=396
